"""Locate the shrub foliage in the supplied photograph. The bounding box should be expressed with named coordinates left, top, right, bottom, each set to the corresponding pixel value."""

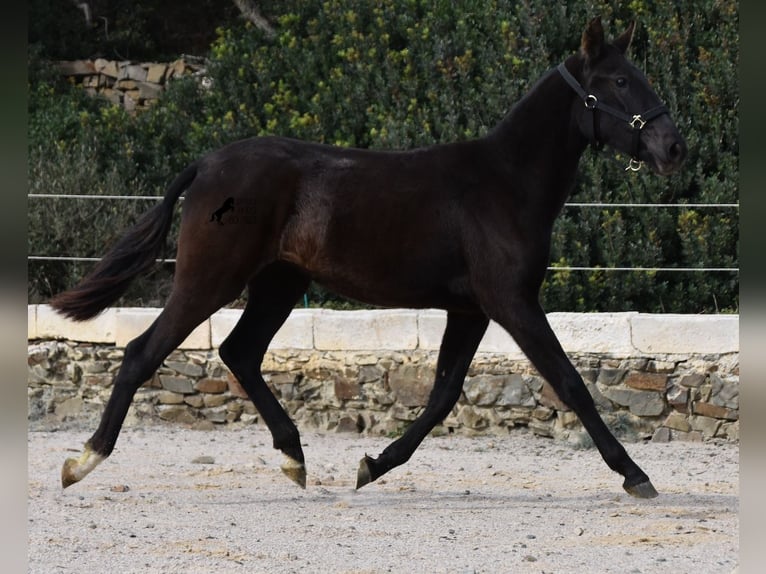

left=28, top=0, right=739, bottom=312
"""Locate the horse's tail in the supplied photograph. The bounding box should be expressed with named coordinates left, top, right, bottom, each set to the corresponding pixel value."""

left=50, top=162, right=199, bottom=321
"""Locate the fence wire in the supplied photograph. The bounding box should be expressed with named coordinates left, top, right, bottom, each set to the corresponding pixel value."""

left=28, top=194, right=740, bottom=273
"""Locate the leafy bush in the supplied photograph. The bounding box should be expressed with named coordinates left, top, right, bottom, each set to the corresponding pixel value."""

left=28, top=0, right=738, bottom=313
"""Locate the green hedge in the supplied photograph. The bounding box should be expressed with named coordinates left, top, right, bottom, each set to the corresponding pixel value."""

left=28, top=0, right=738, bottom=312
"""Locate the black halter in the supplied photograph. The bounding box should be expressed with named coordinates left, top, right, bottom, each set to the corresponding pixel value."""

left=557, top=62, right=669, bottom=171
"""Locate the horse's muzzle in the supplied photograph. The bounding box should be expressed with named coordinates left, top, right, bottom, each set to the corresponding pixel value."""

left=644, top=122, right=688, bottom=176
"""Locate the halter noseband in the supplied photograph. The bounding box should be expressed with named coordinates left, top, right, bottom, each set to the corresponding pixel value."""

left=557, top=62, right=669, bottom=171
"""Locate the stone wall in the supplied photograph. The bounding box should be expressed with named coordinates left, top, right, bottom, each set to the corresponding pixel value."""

left=27, top=306, right=740, bottom=444
left=57, top=58, right=205, bottom=111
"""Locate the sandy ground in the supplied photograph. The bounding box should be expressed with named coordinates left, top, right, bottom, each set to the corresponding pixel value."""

left=28, top=425, right=738, bottom=574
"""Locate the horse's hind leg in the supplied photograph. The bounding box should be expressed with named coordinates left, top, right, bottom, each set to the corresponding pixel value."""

left=218, top=263, right=311, bottom=488
left=356, top=311, right=489, bottom=488
left=61, top=286, right=240, bottom=488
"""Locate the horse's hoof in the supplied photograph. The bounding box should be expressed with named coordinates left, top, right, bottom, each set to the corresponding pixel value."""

left=623, top=479, right=659, bottom=499
left=280, top=456, right=306, bottom=489
left=61, top=457, right=80, bottom=488
left=356, top=455, right=374, bottom=489
left=61, top=446, right=104, bottom=489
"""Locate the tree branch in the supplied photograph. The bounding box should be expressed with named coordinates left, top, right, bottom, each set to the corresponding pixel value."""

left=232, top=0, right=275, bottom=39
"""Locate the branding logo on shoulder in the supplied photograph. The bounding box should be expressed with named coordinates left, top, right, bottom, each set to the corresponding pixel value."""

left=209, top=197, right=257, bottom=225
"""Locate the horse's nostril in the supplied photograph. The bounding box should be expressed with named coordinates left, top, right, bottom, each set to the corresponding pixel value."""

left=668, top=141, right=687, bottom=163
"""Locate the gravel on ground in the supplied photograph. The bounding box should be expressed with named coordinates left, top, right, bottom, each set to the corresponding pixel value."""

left=28, top=425, right=738, bottom=573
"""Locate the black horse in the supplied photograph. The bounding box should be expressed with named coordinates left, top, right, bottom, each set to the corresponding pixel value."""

left=52, top=18, right=686, bottom=498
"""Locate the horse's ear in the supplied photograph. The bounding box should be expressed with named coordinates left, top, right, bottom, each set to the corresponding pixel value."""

left=613, top=20, right=636, bottom=55
left=581, top=17, right=605, bottom=60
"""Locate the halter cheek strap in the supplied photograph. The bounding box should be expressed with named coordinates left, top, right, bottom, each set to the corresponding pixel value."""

left=557, top=63, right=668, bottom=171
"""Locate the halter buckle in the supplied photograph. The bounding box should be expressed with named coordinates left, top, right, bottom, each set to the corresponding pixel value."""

left=584, top=94, right=598, bottom=109
left=630, top=115, right=646, bottom=130
left=625, top=158, right=644, bottom=172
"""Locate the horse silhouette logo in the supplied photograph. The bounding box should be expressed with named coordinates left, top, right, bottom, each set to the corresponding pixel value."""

left=210, top=197, right=235, bottom=225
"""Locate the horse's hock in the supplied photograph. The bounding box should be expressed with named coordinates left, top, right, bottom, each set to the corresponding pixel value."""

left=27, top=306, right=739, bottom=443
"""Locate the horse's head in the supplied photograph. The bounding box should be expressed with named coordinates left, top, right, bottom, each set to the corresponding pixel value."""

left=561, top=18, right=687, bottom=175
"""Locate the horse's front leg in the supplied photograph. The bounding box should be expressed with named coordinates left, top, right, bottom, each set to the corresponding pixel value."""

left=356, top=311, right=489, bottom=488
left=481, top=292, right=658, bottom=498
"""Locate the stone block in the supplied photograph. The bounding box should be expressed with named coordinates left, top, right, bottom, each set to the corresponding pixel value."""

left=497, top=375, right=535, bottom=407
left=417, top=309, right=447, bottom=350
left=314, top=310, right=417, bottom=351
left=184, top=395, right=204, bottom=408
left=271, top=310, right=314, bottom=349
left=557, top=410, right=581, bottom=429
left=662, top=411, right=691, bottom=432
left=83, top=374, right=112, bottom=387
left=59, top=60, right=96, bottom=76
left=357, top=365, right=384, bottom=383
left=210, top=308, right=314, bottom=349
left=666, top=383, right=689, bottom=410
left=168, top=59, right=186, bottom=78
left=670, top=429, right=703, bottom=442
left=624, top=372, right=668, bottom=392
left=717, top=421, right=739, bottom=440
left=226, top=371, right=249, bottom=399
left=690, top=415, right=722, bottom=438
left=146, top=63, right=167, bottom=83
left=647, top=360, right=677, bottom=373
left=157, top=405, right=196, bottom=424
left=159, top=375, right=195, bottom=394
left=630, top=314, right=738, bottom=354
left=203, top=394, right=227, bottom=408
left=601, top=388, right=665, bottom=417
left=209, top=308, right=240, bottom=347
left=36, top=304, right=116, bottom=343
left=115, top=308, right=210, bottom=349
left=652, top=427, right=671, bottom=443
left=457, top=405, right=488, bottom=430
left=537, top=381, right=569, bottom=411
left=157, top=391, right=185, bottom=405
left=195, top=378, right=228, bottom=394
left=679, top=373, right=706, bottom=388
left=55, top=397, right=84, bottom=420
left=137, top=81, right=162, bottom=100
left=388, top=365, right=433, bottom=407
left=464, top=375, right=504, bottom=406
left=116, top=79, right=138, bottom=90
left=692, top=401, right=738, bottom=421
left=95, top=59, right=118, bottom=78
left=164, top=360, right=204, bottom=378
left=548, top=312, right=636, bottom=355
left=419, top=309, right=529, bottom=356
left=120, top=64, right=147, bottom=81
left=477, top=321, right=525, bottom=357
left=531, top=406, right=554, bottom=420
left=597, top=368, right=627, bottom=386
left=334, top=378, right=361, bottom=400
left=584, top=381, right=613, bottom=412
left=709, top=373, right=739, bottom=410
left=28, top=305, right=37, bottom=340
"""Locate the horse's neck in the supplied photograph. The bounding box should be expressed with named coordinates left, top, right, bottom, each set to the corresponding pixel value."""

left=488, top=63, right=587, bottom=212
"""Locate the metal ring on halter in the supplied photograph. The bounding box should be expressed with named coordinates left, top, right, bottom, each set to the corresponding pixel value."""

left=585, top=94, right=598, bottom=109
left=625, top=158, right=643, bottom=171
left=630, top=115, right=646, bottom=129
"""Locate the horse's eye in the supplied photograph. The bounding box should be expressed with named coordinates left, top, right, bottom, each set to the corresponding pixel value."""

left=615, top=77, right=627, bottom=88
